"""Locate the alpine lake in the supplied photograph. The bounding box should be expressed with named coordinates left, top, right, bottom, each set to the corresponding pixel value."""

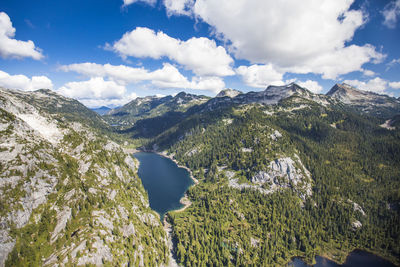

left=134, top=152, right=193, bottom=220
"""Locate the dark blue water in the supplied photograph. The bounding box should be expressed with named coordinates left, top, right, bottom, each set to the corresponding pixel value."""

left=134, top=152, right=194, bottom=219
left=289, top=250, right=396, bottom=267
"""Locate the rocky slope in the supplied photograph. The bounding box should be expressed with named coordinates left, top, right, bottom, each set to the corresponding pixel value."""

left=0, top=88, right=168, bottom=266
left=327, top=83, right=400, bottom=118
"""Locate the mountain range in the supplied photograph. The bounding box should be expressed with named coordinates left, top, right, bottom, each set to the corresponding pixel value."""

left=0, top=82, right=399, bottom=266
left=106, top=83, right=400, bottom=130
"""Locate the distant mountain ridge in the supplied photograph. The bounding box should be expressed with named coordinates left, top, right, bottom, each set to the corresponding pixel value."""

left=99, top=83, right=400, bottom=132
left=91, top=106, right=112, bottom=115
left=103, top=92, right=210, bottom=127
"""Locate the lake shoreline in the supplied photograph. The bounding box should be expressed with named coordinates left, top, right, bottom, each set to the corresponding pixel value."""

left=288, top=248, right=399, bottom=267
left=156, top=151, right=199, bottom=185
left=133, top=148, right=199, bottom=267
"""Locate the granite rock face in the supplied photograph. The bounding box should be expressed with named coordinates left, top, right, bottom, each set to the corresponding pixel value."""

left=251, top=156, right=312, bottom=199
left=227, top=154, right=312, bottom=200
left=0, top=88, right=167, bottom=266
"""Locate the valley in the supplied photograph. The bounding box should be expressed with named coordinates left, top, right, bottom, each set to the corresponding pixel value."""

left=1, top=82, right=399, bottom=266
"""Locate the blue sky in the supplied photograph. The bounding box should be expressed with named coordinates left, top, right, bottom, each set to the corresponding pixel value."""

left=0, top=0, right=399, bottom=107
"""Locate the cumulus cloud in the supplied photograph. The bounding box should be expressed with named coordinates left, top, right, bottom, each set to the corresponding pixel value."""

left=59, top=77, right=126, bottom=100
left=0, top=70, right=53, bottom=91
left=296, top=80, right=323, bottom=94
left=164, top=0, right=194, bottom=16
left=80, top=97, right=137, bottom=108
left=389, top=81, right=400, bottom=89
left=60, top=62, right=225, bottom=92
left=107, top=27, right=234, bottom=77
left=178, top=0, right=385, bottom=79
left=0, top=12, right=43, bottom=60
left=344, top=77, right=388, bottom=94
left=363, top=69, right=376, bottom=76
left=60, top=63, right=149, bottom=85
left=236, top=64, right=284, bottom=88
left=58, top=77, right=137, bottom=108
left=150, top=67, right=224, bottom=92
left=382, top=0, right=400, bottom=28
left=123, top=0, right=156, bottom=7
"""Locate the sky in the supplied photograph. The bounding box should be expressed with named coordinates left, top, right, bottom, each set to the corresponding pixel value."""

left=0, top=0, right=400, bottom=108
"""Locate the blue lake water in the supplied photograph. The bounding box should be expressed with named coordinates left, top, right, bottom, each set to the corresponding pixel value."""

left=134, top=152, right=193, bottom=219
left=289, top=250, right=396, bottom=267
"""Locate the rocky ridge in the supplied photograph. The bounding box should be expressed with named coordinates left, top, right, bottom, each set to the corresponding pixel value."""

left=0, top=88, right=168, bottom=266
left=327, top=83, right=400, bottom=118
left=228, top=154, right=312, bottom=200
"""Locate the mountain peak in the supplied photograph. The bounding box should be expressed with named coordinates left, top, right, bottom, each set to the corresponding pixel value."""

left=326, top=83, right=385, bottom=103
left=326, top=83, right=359, bottom=97
left=265, top=83, right=308, bottom=94
left=216, top=88, right=242, bottom=98
left=175, top=91, right=187, bottom=98
left=326, top=83, right=400, bottom=117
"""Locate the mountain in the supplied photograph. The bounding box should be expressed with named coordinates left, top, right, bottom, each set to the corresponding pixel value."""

left=103, top=92, right=210, bottom=128
left=0, top=88, right=168, bottom=266
left=216, top=88, right=242, bottom=98
left=130, top=83, right=400, bottom=266
left=91, top=106, right=112, bottom=115
left=124, top=83, right=332, bottom=139
left=327, top=83, right=400, bottom=118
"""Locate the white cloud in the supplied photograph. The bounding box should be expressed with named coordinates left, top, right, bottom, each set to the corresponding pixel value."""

left=123, top=0, right=156, bottom=7
left=58, top=77, right=138, bottom=108
left=0, top=70, right=53, bottom=91
left=164, top=0, right=194, bottom=16
left=363, top=69, right=375, bottom=76
left=296, top=80, right=323, bottom=94
left=344, top=77, right=388, bottom=94
left=60, top=62, right=225, bottom=93
left=58, top=77, right=126, bottom=100
left=60, top=63, right=149, bottom=85
left=389, top=81, right=400, bottom=89
left=76, top=93, right=137, bottom=108
left=180, top=0, right=385, bottom=79
left=0, top=12, right=43, bottom=60
left=386, top=58, right=400, bottom=70
left=382, top=0, right=400, bottom=28
left=108, top=27, right=234, bottom=77
left=236, top=64, right=284, bottom=88
left=150, top=67, right=225, bottom=93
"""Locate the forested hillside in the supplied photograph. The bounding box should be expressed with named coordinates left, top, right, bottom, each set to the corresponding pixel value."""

left=104, top=92, right=209, bottom=129
left=137, top=87, right=400, bottom=266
